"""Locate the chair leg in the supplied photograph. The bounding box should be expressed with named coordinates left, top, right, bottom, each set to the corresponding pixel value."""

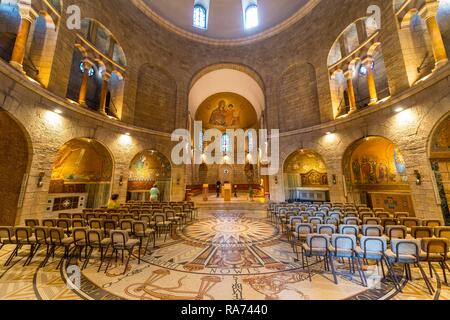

left=123, top=249, right=132, bottom=275
left=328, top=255, right=338, bottom=285
left=355, top=257, right=367, bottom=287
left=82, top=247, right=94, bottom=270
left=417, top=262, right=434, bottom=295
left=303, top=249, right=312, bottom=282
left=428, top=262, right=433, bottom=278
left=98, top=245, right=110, bottom=273
left=440, top=261, right=448, bottom=284
left=5, top=245, right=20, bottom=266
left=383, top=257, right=402, bottom=293
left=104, top=248, right=116, bottom=274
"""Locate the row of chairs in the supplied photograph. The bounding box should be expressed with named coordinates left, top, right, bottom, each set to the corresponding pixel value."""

left=25, top=212, right=179, bottom=242
left=0, top=220, right=157, bottom=274
left=300, top=233, right=449, bottom=294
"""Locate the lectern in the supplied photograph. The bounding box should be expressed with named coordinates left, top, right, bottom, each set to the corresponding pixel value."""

left=223, top=183, right=232, bottom=202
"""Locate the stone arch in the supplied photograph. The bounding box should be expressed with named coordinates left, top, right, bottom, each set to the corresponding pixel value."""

left=188, top=63, right=265, bottom=120
left=282, top=149, right=329, bottom=202
left=49, top=137, right=114, bottom=210
left=427, top=111, right=450, bottom=225
left=342, top=136, right=414, bottom=213
left=134, top=64, right=177, bottom=133
left=127, top=149, right=172, bottom=202
left=0, top=109, right=32, bottom=225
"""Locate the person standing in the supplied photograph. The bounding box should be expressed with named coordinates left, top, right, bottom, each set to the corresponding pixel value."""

left=150, top=184, right=160, bottom=202
left=248, top=185, right=254, bottom=202
left=108, top=194, right=120, bottom=209
left=216, top=181, right=222, bottom=198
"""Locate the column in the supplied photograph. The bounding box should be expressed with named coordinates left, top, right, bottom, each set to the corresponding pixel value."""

left=99, top=71, right=111, bottom=115
left=420, top=1, right=448, bottom=68
left=9, top=15, right=34, bottom=71
left=78, top=60, right=93, bottom=106
left=363, top=57, right=378, bottom=105
left=344, top=70, right=357, bottom=114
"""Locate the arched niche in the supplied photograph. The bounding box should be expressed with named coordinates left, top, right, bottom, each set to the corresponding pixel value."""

left=0, top=110, right=31, bottom=225
left=283, top=149, right=329, bottom=202
left=127, top=150, right=172, bottom=202
left=49, top=138, right=113, bottom=211
left=0, top=2, right=21, bottom=62
left=342, top=136, right=413, bottom=214
left=429, top=113, right=450, bottom=225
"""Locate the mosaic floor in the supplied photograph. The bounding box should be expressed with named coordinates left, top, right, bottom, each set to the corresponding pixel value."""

left=0, top=208, right=449, bottom=300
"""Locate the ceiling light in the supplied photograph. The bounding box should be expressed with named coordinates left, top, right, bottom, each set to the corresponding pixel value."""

left=394, top=107, right=404, bottom=113
left=54, top=109, right=63, bottom=114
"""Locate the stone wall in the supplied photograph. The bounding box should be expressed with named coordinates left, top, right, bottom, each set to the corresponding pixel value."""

left=0, top=0, right=449, bottom=223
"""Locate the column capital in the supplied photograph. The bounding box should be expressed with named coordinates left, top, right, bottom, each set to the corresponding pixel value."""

left=81, top=59, right=94, bottom=71
left=344, top=69, right=354, bottom=79
left=362, top=56, right=374, bottom=66
left=419, top=1, right=439, bottom=21
left=101, top=71, right=112, bottom=81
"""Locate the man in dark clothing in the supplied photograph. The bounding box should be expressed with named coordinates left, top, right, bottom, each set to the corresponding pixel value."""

left=216, top=181, right=222, bottom=198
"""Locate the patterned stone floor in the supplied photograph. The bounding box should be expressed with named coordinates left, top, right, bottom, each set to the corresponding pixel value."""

left=0, top=208, right=449, bottom=300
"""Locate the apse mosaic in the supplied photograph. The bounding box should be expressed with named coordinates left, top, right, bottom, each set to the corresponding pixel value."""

left=344, top=137, right=408, bottom=187
left=195, top=92, right=258, bottom=130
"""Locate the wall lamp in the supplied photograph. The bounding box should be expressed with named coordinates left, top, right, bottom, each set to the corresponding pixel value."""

left=414, top=170, right=422, bottom=185
left=119, top=175, right=124, bottom=186
left=37, top=172, right=45, bottom=187
left=332, top=174, right=337, bottom=185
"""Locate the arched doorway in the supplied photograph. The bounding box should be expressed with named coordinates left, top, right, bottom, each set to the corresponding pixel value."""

left=127, top=150, right=172, bottom=202
left=283, top=150, right=329, bottom=202
left=49, top=138, right=113, bottom=213
left=0, top=110, right=31, bottom=225
left=343, top=136, right=413, bottom=213
left=429, top=113, right=450, bottom=225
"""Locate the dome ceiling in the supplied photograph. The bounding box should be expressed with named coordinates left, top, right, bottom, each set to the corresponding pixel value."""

left=132, top=0, right=320, bottom=44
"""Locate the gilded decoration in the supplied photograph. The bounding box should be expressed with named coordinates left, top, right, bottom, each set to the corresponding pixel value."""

left=195, top=92, right=258, bottom=130
left=128, top=150, right=171, bottom=191
left=50, top=138, right=112, bottom=183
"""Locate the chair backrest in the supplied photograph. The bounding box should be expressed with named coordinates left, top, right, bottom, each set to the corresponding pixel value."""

left=110, top=214, right=120, bottom=222
left=421, top=238, right=449, bottom=257
left=360, top=212, right=374, bottom=220
left=73, top=228, right=87, bottom=244
left=87, top=229, right=103, bottom=245
left=154, top=213, right=166, bottom=223
left=381, top=218, right=398, bottom=227
left=120, top=219, right=133, bottom=230
left=359, top=236, right=387, bottom=256
left=343, top=217, right=359, bottom=225
left=331, top=234, right=356, bottom=251
left=422, top=219, right=442, bottom=227
left=25, top=219, right=39, bottom=228
left=376, top=212, right=391, bottom=219
left=324, top=217, right=339, bottom=226
left=362, top=225, right=383, bottom=237
left=72, top=213, right=84, bottom=219
left=394, top=212, right=409, bottom=219
left=363, top=217, right=381, bottom=225
left=85, top=213, right=96, bottom=221
left=15, top=227, right=32, bottom=243
left=295, top=223, right=314, bottom=235
left=390, top=239, right=421, bottom=262
left=434, top=226, right=450, bottom=240
left=111, top=230, right=129, bottom=247
left=329, top=212, right=341, bottom=220
left=316, top=224, right=336, bottom=236
left=34, top=227, right=49, bottom=243
left=400, top=218, right=421, bottom=228
left=307, top=217, right=323, bottom=226
left=289, top=216, right=304, bottom=226
left=89, top=219, right=103, bottom=229
left=132, top=221, right=146, bottom=234
left=42, top=219, right=56, bottom=227
left=339, top=224, right=358, bottom=236
left=72, top=219, right=85, bottom=228
left=99, top=213, right=109, bottom=220
left=49, top=227, right=65, bottom=245
left=306, top=234, right=330, bottom=250
left=411, top=226, right=434, bottom=239
left=103, top=220, right=117, bottom=232
left=0, top=227, right=13, bottom=242
left=59, top=213, right=71, bottom=219
left=385, top=225, right=407, bottom=240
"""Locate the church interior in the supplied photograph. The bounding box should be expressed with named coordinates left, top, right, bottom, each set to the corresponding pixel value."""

left=0, top=0, right=450, bottom=301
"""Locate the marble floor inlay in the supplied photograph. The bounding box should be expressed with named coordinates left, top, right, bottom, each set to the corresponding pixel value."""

left=0, top=208, right=449, bottom=300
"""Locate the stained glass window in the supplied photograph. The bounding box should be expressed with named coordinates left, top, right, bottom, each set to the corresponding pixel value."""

left=245, top=4, right=259, bottom=29
left=221, top=133, right=231, bottom=153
